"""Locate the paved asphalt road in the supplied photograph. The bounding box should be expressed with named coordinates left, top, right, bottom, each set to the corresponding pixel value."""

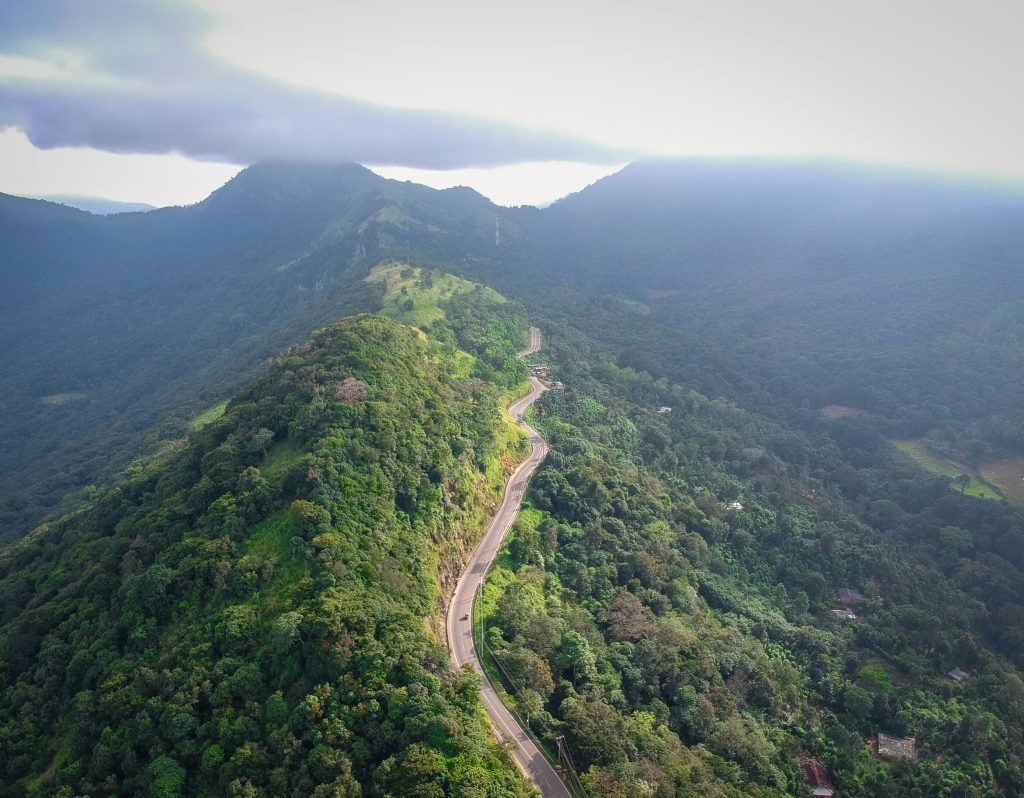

left=445, top=328, right=572, bottom=798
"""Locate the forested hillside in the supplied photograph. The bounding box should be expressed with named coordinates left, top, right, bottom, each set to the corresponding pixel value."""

left=503, top=160, right=1024, bottom=466
left=480, top=321, right=1024, bottom=796
left=0, top=163, right=501, bottom=541
left=0, top=307, right=535, bottom=797
left=446, top=160, right=1024, bottom=795
left=6, top=159, right=1024, bottom=797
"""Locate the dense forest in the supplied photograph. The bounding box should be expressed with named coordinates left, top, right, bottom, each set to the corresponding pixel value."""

left=4, top=159, right=1024, bottom=796
left=501, top=161, right=1024, bottom=466
left=0, top=296, right=535, bottom=797
left=0, top=163, right=500, bottom=541
left=480, top=321, right=1024, bottom=796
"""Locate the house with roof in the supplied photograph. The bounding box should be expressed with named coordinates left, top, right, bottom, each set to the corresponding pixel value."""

left=948, top=667, right=970, bottom=683
left=838, top=587, right=864, bottom=605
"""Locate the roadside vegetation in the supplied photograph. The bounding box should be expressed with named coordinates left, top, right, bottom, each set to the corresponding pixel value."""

left=478, top=322, right=1024, bottom=797
left=0, top=291, right=536, bottom=797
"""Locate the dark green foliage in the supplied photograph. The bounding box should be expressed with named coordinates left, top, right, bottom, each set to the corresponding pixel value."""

left=0, top=163, right=501, bottom=541
left=481, top=320, right=1024, bottom=795
left=0, top=315, right=532, bottom=797
left=8, top=158, right=1024, bottom=797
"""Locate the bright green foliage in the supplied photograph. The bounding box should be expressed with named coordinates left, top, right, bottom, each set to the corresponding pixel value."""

left=481, top=324, right=1024, bottom=796
left=0, top=314, right=534, bottom=797
left=0, top=162, right=503, bottom=541
left=892, top=439, right=1002, bottom=500
left=8, top=160, right=1024, bottom=798
left=368, top=261, right=505, bottom=330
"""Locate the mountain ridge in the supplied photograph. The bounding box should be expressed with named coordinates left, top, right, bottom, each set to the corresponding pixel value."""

left=5, top=158, right=1024, bottom=795
left=0, top=305, right=538, bottom=797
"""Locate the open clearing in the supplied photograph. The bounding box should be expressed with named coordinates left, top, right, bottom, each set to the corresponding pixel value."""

left=892, top=439, right=1003, bottom=500
left=189, top=400, right=227, bottom=430
left=822, top=404, right=863, bottom=419
left=980, top=457, right=1024, bottom=506
left=368, top=261, right=504, bottom=330
left=41, top=392, right=86, bottom=406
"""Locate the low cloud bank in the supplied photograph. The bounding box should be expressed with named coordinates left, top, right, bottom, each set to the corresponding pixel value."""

left=0, top=0, right=631, bottom=168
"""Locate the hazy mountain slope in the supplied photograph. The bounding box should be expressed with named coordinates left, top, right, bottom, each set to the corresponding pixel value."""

left=6, top=157, right=1024, bottom=540
left=0, top=312, right=533, bottom=798
left=538, top=159, right=1024, bottom=288
left=0, top=163, right=503, bottom=541
left=35, top=195, right=157, bottom=215
left=484, top=160, right=1024, bottom=448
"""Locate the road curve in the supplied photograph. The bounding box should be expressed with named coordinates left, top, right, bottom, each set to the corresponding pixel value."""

left=445, top=328, right=572, bottom=798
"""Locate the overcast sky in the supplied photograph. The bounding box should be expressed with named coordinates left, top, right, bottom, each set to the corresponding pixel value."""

left=2, top=0, right=1023, bottom=207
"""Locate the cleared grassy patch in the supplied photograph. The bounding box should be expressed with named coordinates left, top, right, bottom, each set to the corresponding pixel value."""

left=244, top=511, right=310, bottom=612
left=41, top=392, right=86, bottom=406
left=893, top=439, right=1003, bottom=500
left=822, top=404, right=863, bottom=419
left=452, top=350, right=476, bottom=379
left=980, top=456, right=1024, bottom=506
left=261, top=438, right=305, bottom=480
left=367, top=261, right=504, bottom=330
left=189, top=400, right=228, bottom=430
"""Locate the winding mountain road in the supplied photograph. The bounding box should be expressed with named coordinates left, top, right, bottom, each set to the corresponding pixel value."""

left=445, top=327, right=572, bottom=798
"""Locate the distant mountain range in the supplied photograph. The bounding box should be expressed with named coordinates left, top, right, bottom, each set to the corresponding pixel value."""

left=33, top=194, right=157, bottom=214
left=3, top=159, right=1024, bottom=542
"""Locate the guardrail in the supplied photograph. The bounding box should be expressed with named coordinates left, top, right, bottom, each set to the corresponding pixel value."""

left=472, top=582, right=589, bottom=798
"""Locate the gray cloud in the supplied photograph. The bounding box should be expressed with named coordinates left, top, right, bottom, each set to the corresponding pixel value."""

left=0, top=0, right=631, bottom=168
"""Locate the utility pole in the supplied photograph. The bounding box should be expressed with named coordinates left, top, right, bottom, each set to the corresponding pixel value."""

left=555, top=736, right=587, bottom=796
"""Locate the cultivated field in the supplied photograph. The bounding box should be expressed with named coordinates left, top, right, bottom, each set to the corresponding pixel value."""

left=980, top=457, right=1024, bottom=506
left=892, top=439, right=1004, bottom=501
left=822, top=404, right=864, bottom=419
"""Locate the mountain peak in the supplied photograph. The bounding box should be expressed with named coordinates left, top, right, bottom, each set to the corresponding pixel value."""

left=202, top=160, right=383, bottom=208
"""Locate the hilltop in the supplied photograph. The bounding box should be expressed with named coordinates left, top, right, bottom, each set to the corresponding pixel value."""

left=0, top=162, right=500, bottom=541
left=0, top=307, right=535, bottom=797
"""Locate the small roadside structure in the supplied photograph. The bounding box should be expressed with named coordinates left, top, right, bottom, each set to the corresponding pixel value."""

left=877, top=733, right=916, bottom=760
left=831, top=608, right=857, bottom=621
left=530, top=363, right=551, bottom=378
left=724, top=500, right=744, bottom=511
left=838, top=587, right=864, bottom=605
left=550, top=381, right=566, bottom=394
left=948, top=667, right=971, bottom=683
left=657, top=406, right=673, bottom=414
left=800, top=758, right=834, bottom=797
